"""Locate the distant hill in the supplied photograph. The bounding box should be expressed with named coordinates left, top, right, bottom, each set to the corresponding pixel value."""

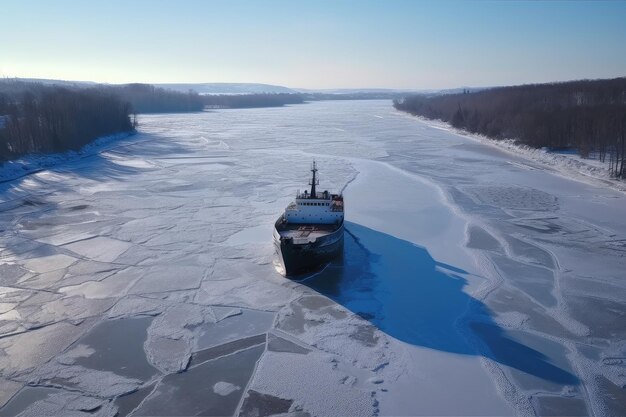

left=6, top=78, right=487, bottom=97
left=6, top=79, right=296, bottom=95
left=156, top=83, right=297, bottom=95
left=7, top=78, right=97, bottom=88
left=294, top=87, right=486, bottom=95
left=295, top=88, right=417, bottom=94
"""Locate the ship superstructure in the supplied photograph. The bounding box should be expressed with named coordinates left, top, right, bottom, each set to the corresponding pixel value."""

left=273, top=162, right=344, bottom=276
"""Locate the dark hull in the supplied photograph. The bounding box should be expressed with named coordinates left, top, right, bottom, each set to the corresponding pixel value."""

left=274, top=218, right=344, bottom=277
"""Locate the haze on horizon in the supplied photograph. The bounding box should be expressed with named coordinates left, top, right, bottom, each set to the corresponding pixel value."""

left=2, top=0, right=626, bottom=90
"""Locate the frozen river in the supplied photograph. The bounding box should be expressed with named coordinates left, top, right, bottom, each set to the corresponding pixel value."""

left=0, top=100, right=625, bottom=416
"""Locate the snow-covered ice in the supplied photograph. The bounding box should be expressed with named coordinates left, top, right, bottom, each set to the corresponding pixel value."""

left=213, top=381, right=241, bottom=396
left=0, top=100, right=625, bottom=416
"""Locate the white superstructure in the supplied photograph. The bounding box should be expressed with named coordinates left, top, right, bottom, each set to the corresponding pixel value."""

left=283, top=162, right=344, bottom=224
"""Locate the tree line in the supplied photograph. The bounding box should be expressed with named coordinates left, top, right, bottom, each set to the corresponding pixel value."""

left=108, top=83, right=205, bottom=113
left=304, top=92, right=409, bottom=101
left=202, top=93, right=304, bottom=108
left=0, top=81, right=134, bottom=162
left=0, top=81, right=313, bottom=162
left=394, top=78, right=626, bottom=178
left=200, top=91, right=416, bottom=108
left=0, top=81, right=212, bottom=162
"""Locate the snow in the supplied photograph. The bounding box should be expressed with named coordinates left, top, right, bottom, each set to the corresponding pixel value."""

left=410, top=116, right=626, bottom=193
left=0, top=321, right=89, bottom=378
left=250, top=350, right=377, bottom=417
left=22, top=254, right=77, bottom=273
left=0, top=132, right=135, bottom=183
left=11, top=391, right=118, bottom=417
left=213, top=381, right=241, bottom=396
left=0, top=100, right=624, bottom=416
left=62, top=236, right=133, bottom=263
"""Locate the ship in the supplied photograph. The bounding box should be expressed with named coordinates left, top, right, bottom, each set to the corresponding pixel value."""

left=273, top=161, right=344, bottom=276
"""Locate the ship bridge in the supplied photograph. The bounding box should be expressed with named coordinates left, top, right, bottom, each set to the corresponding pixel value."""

left=284, top=162, right=344, bottom=224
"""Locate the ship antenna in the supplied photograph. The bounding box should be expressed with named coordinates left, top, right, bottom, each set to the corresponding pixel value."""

left=309, top=161, right=319, bottom=198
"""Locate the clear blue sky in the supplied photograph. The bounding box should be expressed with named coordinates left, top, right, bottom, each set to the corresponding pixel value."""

left=2, top=0, right=625, bottom=89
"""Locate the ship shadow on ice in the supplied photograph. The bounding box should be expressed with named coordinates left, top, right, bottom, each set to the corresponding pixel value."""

left=304, top=221, right=579, bottom=386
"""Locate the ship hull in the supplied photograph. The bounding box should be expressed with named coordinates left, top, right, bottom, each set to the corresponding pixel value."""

left=273, top=217, right=344, bottom=277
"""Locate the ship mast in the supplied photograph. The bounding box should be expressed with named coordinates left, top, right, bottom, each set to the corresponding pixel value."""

left=309, top=161, right=319, bottom=198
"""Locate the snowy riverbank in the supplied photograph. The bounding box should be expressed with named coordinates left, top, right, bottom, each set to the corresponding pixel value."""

left=0, top=131, right=136, bottom=183
left=407, top=115, right=626, bottom=193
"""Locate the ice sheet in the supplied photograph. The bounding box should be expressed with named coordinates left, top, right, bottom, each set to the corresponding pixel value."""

left=1, top=100, right=624, bottom=416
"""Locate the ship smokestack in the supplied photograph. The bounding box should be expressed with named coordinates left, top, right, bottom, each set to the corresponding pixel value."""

left=309, top=161, right=319, bottom=198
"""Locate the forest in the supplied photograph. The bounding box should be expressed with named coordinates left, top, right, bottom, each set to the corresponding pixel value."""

left=107, top=83, right=205, bottom=113
left=0, top=81, right=210, bottom=162
left=0, top=81, right=133, bottom=162
left=304, top=91, right=409, bottom=101
left=202, top=93, right=304, bottom=108
left=200, top=91, right=410, bottom=108
left=0, top=81, right=308, bottom=162
left=394, top=78, right=626, bottom=178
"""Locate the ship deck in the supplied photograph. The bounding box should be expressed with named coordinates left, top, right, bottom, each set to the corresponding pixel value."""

left=276, top=222, right=340, bottom=241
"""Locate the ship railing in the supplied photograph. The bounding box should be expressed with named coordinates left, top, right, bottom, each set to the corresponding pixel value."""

left=296, top=191, right=332, bottom=200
